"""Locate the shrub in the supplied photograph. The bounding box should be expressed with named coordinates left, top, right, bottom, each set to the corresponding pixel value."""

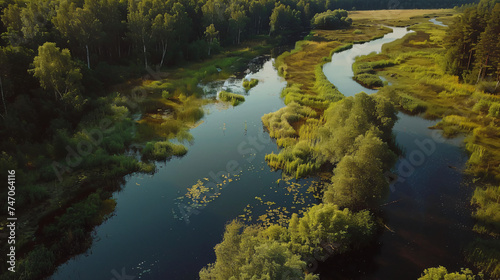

left=488, top=103, right=500, bottom=118
left=142, top=141, right=188, bottom=161
left=353, top=73, right=384, bottom=88
left=219, top=91, right=245, bottom=106
left=311, top=9, right=352, bottom=30
left=242, top=78, right=259, bottom=90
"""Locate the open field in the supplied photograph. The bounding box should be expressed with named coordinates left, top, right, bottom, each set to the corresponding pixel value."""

left=349, top=9, right=456, bottom=26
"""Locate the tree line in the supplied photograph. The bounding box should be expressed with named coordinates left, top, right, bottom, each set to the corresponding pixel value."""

left=444, top=0, right=499, bottom=88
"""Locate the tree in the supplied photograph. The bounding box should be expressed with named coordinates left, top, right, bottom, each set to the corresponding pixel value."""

left=127, top=0, right=153, bottom=69
left=269, top=3, right=301, bottom=36
left=19, top=0, right=56, bottom=47
left=311, top=9, right=352, bottom=30
left=474, top=3, right=500, bottom=83
left=152, top=12, right=174, bottom=67
left=30, top=42, right=83, bottom=108
left=204, top=23, right=219, bottom=56
left=227, top=3, right=248, bottom=45
left=419, top=266, right=480, bottom=280
left=0, top=47, right=8, bottom=119
left=1, top=4, right=23, bottom=46
left=324, top=129, right=396, bottom=210
left=53, top=0, right=104, bottom=69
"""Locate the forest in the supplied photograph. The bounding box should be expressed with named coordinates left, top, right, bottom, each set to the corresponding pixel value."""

left=0, top=0, right=495, bottom=279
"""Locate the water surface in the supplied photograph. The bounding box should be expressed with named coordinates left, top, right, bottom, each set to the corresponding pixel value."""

left=320, top=24, right=473, bottom=279
left=50, top=60, right=318, bottom=280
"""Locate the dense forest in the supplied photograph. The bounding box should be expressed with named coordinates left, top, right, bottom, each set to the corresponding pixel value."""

left=0, top=0, right=489, bottom=279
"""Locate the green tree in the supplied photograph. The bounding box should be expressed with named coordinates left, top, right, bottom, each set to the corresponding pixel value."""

left=30, top=42, right=84, bottom=109
left=152, top=12, right=174, bottom=67
left=269, top=3, right=301, bottom=36
left=227, top=3, right=248, bottom=45
left=474, top=3, right=500, bottom=83
left=19, top=0, right=56, bottom=47
left=127, top=0, right=153, bottom=69
left=204, top=23, right=219, bottom=56
left=324, top=129, right=396, bottom=210
left=311, top=9, right=352, bottom=30
left=1, top=4, right=23, bottom=46
left=419, top=266, right=481, bottom=280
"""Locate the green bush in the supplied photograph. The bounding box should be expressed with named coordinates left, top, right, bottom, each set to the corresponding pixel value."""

left=418, top=266, right=480, bottom=280
left=471, top=185, right=500, bottom=235
left=142, top=141, right=188, bottom=161
left=488, top=103, right=500, bottom=118
left=219, top=91, right=245, bottom=106
left=242, top=78, right=259, bottom=90
left=311, top=9, right=352, bottom=30
left=353, top=73, right=384, bottom=88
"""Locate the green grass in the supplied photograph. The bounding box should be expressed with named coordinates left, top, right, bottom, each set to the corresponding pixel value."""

left=242, top=78, right=259, bottom=90
left=142, top=140, right=188, bottom=161
left=466, top=238, right=500, bottom=278
left=471, top=185, right=500, bottom=236
left=219, top=91, right=245, bottom=106
left=353, top=73, right=384, bottom=88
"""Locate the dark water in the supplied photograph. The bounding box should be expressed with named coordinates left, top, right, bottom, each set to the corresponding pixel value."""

left=50, top=60, right=318, bottom=280
left=50, top=25, right=473, bottom=280
left=320, top=26, right=474, bottom=279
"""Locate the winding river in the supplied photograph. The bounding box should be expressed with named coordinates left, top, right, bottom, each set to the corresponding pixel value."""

left=319, top=25, right=473, bottom=279
left=50, top=23, right=473, bottom=280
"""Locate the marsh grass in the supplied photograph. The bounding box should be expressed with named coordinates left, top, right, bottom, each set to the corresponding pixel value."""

left=242, top=78, right=259, bottom=90
left=142, top=140, right=188, bottom=161
left=353, top=74, right=384, bottom=88
left=219, top=91, right=245, bottom=106
left=466, top=238, right=500, bottom=278
left=371, top=20, right=500, bottom=180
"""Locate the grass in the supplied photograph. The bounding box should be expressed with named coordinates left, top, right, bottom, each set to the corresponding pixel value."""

left=219, top=91, right=246, bottom=106
left=370, top=19, right=500, bottom=181
left=142, top=140, right=188, bottom=161
left=0, top=36, right=274, bottom=280
left=353, top=11, right=500, bottom=279
left=264, top=16, right=402, bottom=179
left=243, top=78, right=259, bottom=90
left=471, top=185, right=500, bottom=237
left=353, top=73, right=384, bottom=88
left=466, top=238, right=500, bottom=278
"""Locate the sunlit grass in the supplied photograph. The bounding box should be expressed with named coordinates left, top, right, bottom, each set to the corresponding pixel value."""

left=219, top=91, right=245, bottom=106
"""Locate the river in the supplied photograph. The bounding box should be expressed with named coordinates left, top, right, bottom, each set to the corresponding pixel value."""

left=50, top=24, right=473, bottom=280
left=50, top=58, right=319, bottom=280
left=319, top=25, right=474, bottom=279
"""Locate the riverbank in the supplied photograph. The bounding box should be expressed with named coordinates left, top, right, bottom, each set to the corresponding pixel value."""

left=0, top=37, right=275, bottom=280
left=357, top=12, right=500, bottom=278
left=198, top=8, right=461, bottom=280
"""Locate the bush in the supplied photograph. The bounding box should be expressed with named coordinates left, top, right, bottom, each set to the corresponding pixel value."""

left=353, top=73, right=384, bottom=88
left=142, top=141, right=188, bottom=161
left=418, top=266, right=480, bottom=280
left=311, top=9, right=352, bottom=30
left=242, top=78, right=259, bottom=90
left=488, top=103, right=500, bottom=118
left=219, top=91, right=245, bottom=106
